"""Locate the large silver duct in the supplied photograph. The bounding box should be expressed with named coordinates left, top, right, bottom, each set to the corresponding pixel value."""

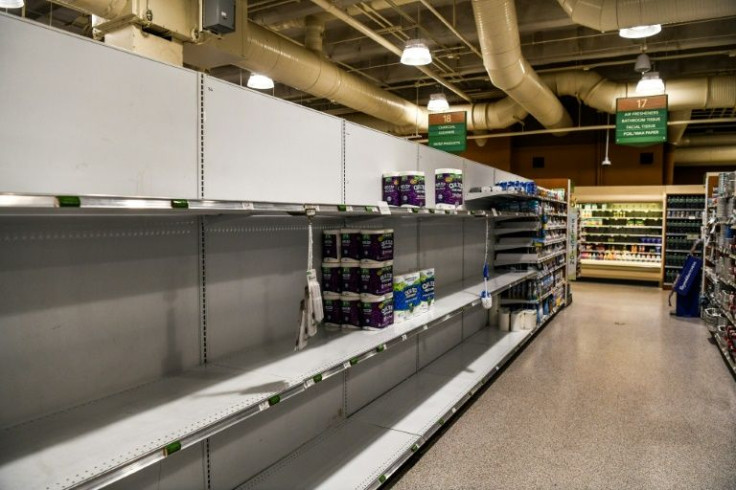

left=471, top=0, right=572, bottom=130
left=674, top=146, right=736, bottom=166
left=556, top=0, right=736, bottom=31
left=678, top=134, right=736, bottom=147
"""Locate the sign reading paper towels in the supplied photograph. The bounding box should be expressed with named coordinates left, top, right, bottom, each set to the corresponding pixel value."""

left=615, top=95, right=668, bottom=146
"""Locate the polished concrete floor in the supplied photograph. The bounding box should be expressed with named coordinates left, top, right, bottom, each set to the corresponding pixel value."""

left=392, top=282, right=736, bottom=489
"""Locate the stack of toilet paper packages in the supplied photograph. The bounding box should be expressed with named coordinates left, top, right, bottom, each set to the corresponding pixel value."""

left=382, top=168, right=463, bottom=209
left=393, top=268, right=435, bottom=322
left=321, top=228, right=394, bottom=330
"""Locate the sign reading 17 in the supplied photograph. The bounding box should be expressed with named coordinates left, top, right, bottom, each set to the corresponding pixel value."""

left=636, top=98, right=648, bottom=109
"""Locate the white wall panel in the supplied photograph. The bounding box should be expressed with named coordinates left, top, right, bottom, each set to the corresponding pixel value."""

left=203, top=77, right=343, bottom=204
left=344, top=123, right=418, bottom=205
left=0, top=15, right=198, bottom=198
left=346, top=339, right=417, bottom=416
left=494, top=169, right=531, bottom=183
left=0, top=217, right=201, bottom=427
left=417, top=146, right=465, bottom=208
left=463, top=159, right=496, bottom=194
left=209, top=374, right=343, bottom=490
left=417, top=317, right=463, bottom=370
left=107, top=443, right=205, bottom=490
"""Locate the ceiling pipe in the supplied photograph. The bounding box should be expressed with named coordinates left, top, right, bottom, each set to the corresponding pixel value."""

left=304, top=14, right=325, bottom=53
left=674, top=146, right=736, bottom=166
left=308, top=0, right=472, bottom=102
left=555, top=0, right=736, bottom=32
left=667, top=110, right=691, bottom=145
left=471, top=0, right=573, bottom=131
left=677, top=133, right=736, bottom=146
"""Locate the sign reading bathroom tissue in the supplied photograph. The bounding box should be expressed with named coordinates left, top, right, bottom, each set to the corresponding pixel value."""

left=428, top=111, right=467, bottom=153
left=615, top=95, right=667, bottom=146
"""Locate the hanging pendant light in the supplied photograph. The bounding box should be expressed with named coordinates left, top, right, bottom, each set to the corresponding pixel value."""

left=400, top=39, right=432, bottom=66
left=427, top=93, right=449, bottom=112
left=636, top=71, right=665, bottom=95
left=0, top=0, right=24, bottom=7
left=247, top=73, right=274, bottom=90
left=634, top=53, right=652, bottom=73
left=602, top=115, right=612, bottom=166
left=619, top=24, right=661, bottom=39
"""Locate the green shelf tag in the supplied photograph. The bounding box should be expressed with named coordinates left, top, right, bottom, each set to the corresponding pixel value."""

left=376, top=344, right=385, bottom=353
left=350, top=357, right=359, bottom=366
left=411, top=208, right=419, bottom=214
left=164, top=441, right=181, bottom=456
left=313, top=374, right=323, bottom=383
left=411, top=444, right=419, bottom=452
left=171, top=199, right=189, bottom=209
left=57, top=196, right=81, bottom=207
left=338, top=204, right=348, bottom=212
left=268, top=395, right=281, bottom=406
left=365, top=206, right=375, bottom=212
left=438, top=418, right=445, bottom=425
left=378, top=475, right=387, bottom=484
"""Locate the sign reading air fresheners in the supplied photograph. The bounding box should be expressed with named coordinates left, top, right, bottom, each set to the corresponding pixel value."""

left=615, top=95, right=668, bottom=146
left=428, top=111, right=467, bottom=152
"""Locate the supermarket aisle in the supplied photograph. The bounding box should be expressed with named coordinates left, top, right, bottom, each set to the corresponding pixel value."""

left=392, top=282, right=736, bottom=489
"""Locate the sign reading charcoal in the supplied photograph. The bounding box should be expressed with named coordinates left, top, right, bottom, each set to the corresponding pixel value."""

left=615, top=95, right=668, bottom=146
left=428, top=111, right=467, bottom=153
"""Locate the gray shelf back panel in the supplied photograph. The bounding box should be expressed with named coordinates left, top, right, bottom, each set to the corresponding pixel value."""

left=346, top=339, right=418, bottom=417
left=208, top=374, right=344, bottom=490
left=205, top=216, right=330, bottom=360
left=0, top=217, right=201, bottom=428
left=494, top=169, right=532, bottom=184
left=344, top=122, right=419, bottom=205
left=0, top=15, right=199, bottom=198
left=419, top=219, right=465, bottom=286
left=417, top=315, right=464, bottom=370
left=463, top=159, right=497, bottom=194
left=203, top=77, right=343, bottom=204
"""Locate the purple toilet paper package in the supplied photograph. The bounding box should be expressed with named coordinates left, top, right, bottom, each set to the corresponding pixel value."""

left=361, top=229, right=394, bottom=261
left=340, top=293, right=362, bottom=329
left=322, top=230, right=340, bottom=262
left=339, top=259, right=361, bottom=294
left=322, top=292, right=342, bottom=328
left=435, top=168, right=463, bottom=206
left=400, top=171, right=426, bottom=207
left=382, top=172, right=401, bottom=206
left=321, top=262, right=342, bottom=293
left=360, top=293, right=394, bottom=329
left=360, top=260, right=393, bottom=295
left=340, top=229, right=362, bottom=260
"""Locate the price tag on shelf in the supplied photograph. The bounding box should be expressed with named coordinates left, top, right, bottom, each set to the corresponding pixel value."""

left=303, top=378, right=315, bottom=389
left=378, top=202, right=391, bottom=215
left=242, top=202, right=255, bottom=211
left=258, top=401, right=269, bottom=411
left=343, top=361, right=351, bottom=369
left=401, top=334, right=408, bottom=341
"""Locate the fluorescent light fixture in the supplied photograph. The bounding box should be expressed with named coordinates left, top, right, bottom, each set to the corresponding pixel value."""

left=636, top=71, right=665, bottom=95
left=619, top=24, right=661, bottom=39
left=0, top=0, right=24, bottom=8
left=427, top=93, right=449, bottom=112
left=634, top=53, right=651, bottom=73
left=247, top=73, right=274, bottom=90
left=400, top=39, right=432, bottom=66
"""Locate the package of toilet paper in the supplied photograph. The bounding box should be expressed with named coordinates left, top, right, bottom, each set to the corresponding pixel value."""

left=360, top=293, right=394, bottom=329
left=322, top=230, right=340, bottom=262
left=322, top=292, right=342, bottom=329
left=360, top=260, right=393, bottom=296
left=420, top=268, right=435, bottom=312
left=382, top=172, right=401, bottom=206
left=340, top=229, right=362, bottom=260
left=321, top=262, right=342, bottom=294
left=393, top=274, right=410, bottom=322
left=340, top=293, right=361, bottom=329
left=339, top=259, right=361, bottom=294
left=401, top=271, right=421, bottom=317
left=361, top=229, right=394, bottom=261
left=399, top=171, right=426, bottom=207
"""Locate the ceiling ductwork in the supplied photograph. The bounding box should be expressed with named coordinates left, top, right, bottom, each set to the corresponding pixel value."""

left=555, top=0, right=736, bottom=32
left=674, top=146, right=736, bottom=166
left=472, top=0, right=572, bottom=131
left=677, top=133, right=736, bottom=146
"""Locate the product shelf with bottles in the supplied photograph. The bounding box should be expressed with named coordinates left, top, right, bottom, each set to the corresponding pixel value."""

left=663, top=193, right=705, bottom=286
left=701, top=172, right=736, bottom=379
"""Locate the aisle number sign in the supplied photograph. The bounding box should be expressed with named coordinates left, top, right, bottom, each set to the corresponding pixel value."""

left=615, top=95, right=668, bottom=146
left=428, top=112, right=467, bottom=152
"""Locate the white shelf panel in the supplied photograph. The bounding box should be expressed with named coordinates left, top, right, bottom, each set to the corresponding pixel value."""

left=581, top=232, right=661, bottom=238
left=243, top=326, right=535, bottom=490
left=0, top=364, right=283, bottom=490
left=581, top=240, right=661, bottom=246
left=465, top=190, right=565, bottom=210
left=500, top=283, right=565, bottom=305
left=582, top=215, right=661, bottom=220
left=241, top=419, right=416, bottom=490
left=494, top=236, right=566, bottom=251
left=581, top=225, right=662, bottom=229
left=495, top=249, right=566, bottom=266
left=580, top=259, right=661, bottom=268
left=0, top=273, right=536, bottom=490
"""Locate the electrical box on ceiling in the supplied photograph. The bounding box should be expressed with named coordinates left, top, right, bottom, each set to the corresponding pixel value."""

left=204, top=0, right=235, bottom=34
